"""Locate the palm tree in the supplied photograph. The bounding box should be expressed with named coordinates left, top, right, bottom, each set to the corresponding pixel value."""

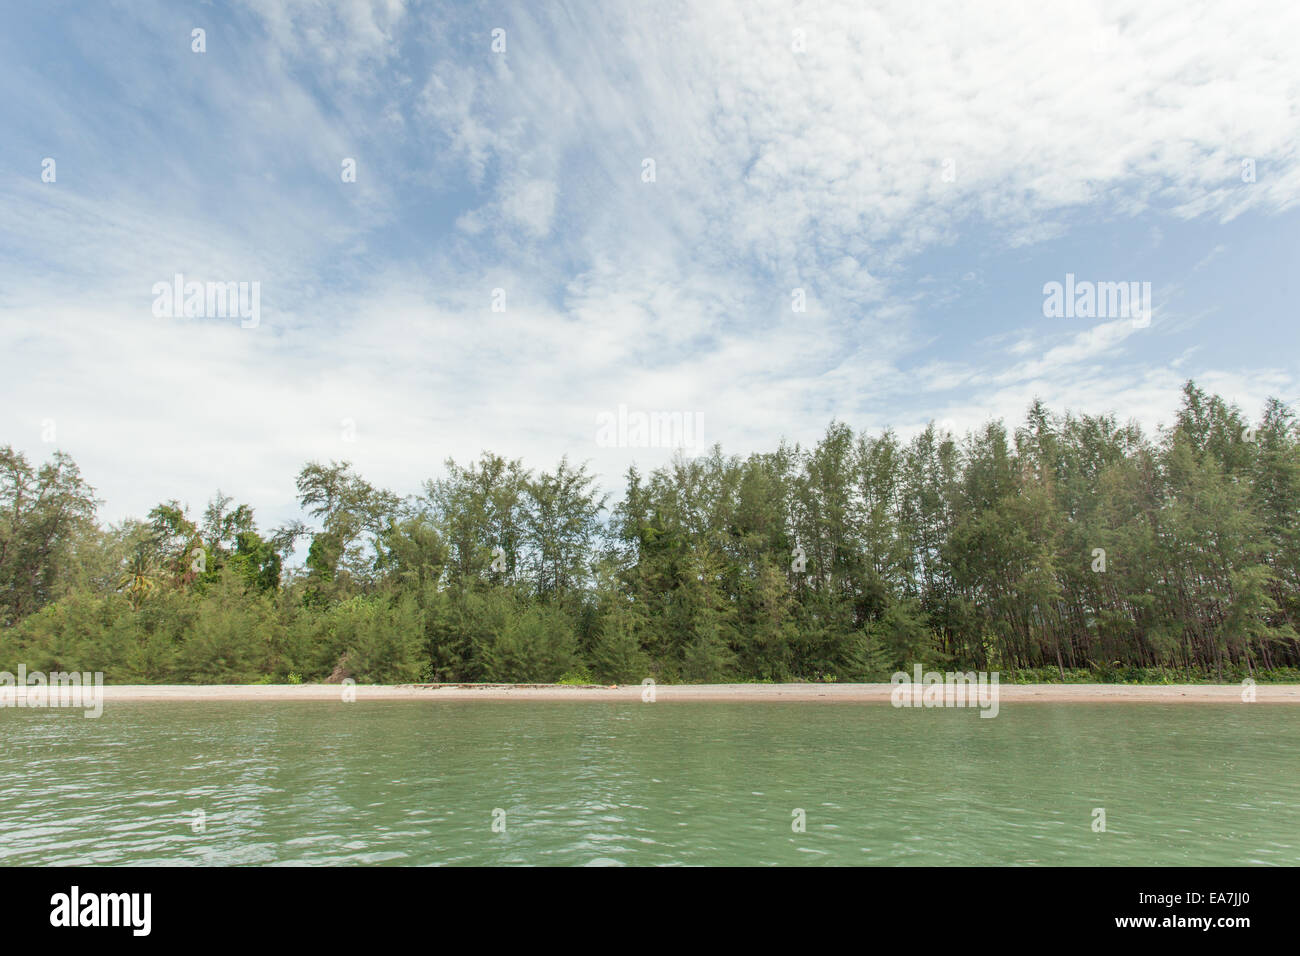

left=117, top=551, right=161, bottom=609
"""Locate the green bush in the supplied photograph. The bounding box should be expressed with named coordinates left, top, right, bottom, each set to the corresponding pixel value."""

left=477, top=603, right=577, bottom=682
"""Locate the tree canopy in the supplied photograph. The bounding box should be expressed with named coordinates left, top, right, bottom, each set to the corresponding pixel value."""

left=2, top=382, right=1297, bottom=684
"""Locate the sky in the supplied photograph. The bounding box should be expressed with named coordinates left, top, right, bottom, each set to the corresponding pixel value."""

left=2, top=0, right=1298, bottom=532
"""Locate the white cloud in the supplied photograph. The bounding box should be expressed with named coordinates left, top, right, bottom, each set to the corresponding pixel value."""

left=2, top=0, right=1299, bottom=525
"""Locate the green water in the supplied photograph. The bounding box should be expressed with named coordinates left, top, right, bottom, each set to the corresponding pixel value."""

left=1, top=701, right=1296, bottom=866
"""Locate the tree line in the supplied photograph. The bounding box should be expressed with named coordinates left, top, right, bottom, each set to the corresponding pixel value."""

left=2, top=381, right=1298, bottom=684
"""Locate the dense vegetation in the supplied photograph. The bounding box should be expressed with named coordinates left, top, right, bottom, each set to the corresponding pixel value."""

left=2, top=382, right=1298, bottom=684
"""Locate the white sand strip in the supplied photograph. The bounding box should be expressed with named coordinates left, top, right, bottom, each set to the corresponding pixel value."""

left=30, top=682, right=1300, bottom=703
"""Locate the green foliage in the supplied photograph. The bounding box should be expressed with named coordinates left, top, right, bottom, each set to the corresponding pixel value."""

left=4, top=382, right=1300, bottom=683
left=323, top=595, right=425, bottom=684
left=590, top=599, right=651, bottom=684
left=0, top=447, right=97, bottom=626
left=476, top=602, right=577, bottom=682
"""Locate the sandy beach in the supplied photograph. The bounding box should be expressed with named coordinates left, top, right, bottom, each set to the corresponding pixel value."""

left=55, top=682, right=1300, bottom=703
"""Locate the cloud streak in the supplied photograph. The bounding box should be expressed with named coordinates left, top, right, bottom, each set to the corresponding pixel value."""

left=1, top=0, right=1298, bottom=525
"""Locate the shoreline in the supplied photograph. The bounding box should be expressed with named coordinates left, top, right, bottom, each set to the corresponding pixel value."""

left=20, top=682, right=1300, bottom=703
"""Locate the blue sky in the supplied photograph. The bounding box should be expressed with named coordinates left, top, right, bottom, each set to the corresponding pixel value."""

left=2, top=0, right=1298, bottom=529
